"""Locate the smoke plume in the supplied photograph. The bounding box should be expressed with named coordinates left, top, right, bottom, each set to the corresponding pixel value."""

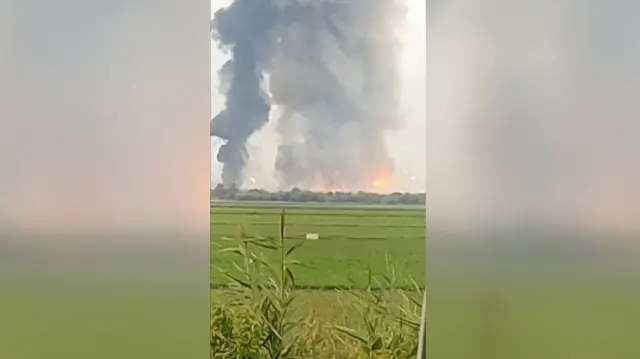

left=211, top=0, right=406, bottom=190
left=211, top=0, right=279, bottom=187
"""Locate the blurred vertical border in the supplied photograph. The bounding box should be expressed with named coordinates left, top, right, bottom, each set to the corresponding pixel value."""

left=426, top=0, right=640, bottom=358
left=0, top=1, right=211, bottom=358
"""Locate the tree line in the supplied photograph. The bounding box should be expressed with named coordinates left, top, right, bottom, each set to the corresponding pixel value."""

left=211, top=184, right=425, bottom=205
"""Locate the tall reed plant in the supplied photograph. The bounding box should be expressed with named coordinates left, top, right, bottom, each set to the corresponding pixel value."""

left=211, top=209, right=424, bottom=359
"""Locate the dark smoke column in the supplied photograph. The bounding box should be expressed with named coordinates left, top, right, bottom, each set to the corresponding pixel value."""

left=211, top=0, right=279, bottom=187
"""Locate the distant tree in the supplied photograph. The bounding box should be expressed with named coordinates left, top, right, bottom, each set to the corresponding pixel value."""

left=210, top=185, right=425, bottom=205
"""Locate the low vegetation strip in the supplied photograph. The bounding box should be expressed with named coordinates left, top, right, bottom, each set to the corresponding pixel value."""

left=212, top=208, right=426, bottom=216
left=211, top=185, right=426, bottom=205
left=212, top=220, right=425, bottom=228
left=210, top=283, right=424, bottom=291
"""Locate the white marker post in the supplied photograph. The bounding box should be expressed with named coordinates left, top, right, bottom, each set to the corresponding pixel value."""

left=305, top=233, right=319, bottom=240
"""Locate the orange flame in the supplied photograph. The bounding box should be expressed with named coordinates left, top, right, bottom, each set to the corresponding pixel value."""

left=305, top=167, right=394, bottom=193
left=369, top=168, right=392, bottom=193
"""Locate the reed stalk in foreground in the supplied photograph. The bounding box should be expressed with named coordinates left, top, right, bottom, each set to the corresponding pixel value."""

left=211, top=209, right=423, bottom=359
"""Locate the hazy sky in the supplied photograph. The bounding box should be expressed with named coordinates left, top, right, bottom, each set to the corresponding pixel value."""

left=210, top=0, right=426, bottom=192
left=0, top=0, right=210, bottom=233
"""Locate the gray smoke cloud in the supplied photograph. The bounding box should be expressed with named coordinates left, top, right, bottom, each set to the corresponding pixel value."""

left=211, top=0, right=406, bottom=190
left=210, top=0, right=279, bottom=187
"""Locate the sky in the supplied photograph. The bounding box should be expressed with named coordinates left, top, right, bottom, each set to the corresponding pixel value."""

left=210, top=0, right=426, bottom=192
left=0, top=0, right=210, bottom=233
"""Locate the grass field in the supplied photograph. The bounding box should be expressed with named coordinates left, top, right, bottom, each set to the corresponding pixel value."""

left=210, top=202, right=426, bottom=357
left=210, top=203, right=426, bottom=288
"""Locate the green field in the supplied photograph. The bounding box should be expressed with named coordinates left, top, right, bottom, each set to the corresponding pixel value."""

left=210, top=203, right=426, bottom=288
left=210, top=203, right=425, bottom=357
